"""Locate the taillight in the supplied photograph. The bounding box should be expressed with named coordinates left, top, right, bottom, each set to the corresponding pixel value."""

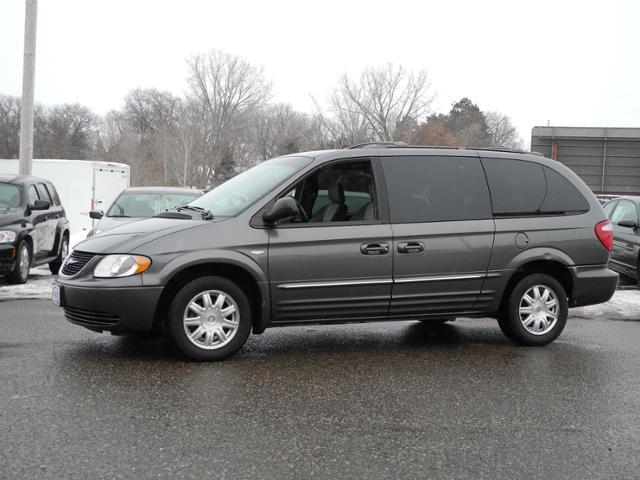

left=595, top=220, right=613, bottom=251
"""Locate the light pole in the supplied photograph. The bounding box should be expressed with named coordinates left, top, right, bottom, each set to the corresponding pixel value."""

left=19, top=0, right=38, bottom=176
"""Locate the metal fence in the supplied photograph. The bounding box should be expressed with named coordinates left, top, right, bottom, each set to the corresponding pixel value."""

left=531, top=126, right=640, bottom=195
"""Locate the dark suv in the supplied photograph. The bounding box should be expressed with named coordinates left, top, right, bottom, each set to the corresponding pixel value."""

left=1, top=175, right=70, bottom=284
left=53, top=145, right=618, bottom=360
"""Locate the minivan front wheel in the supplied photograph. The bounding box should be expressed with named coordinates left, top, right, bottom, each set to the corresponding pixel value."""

left=498, top=274, right=568, bottom=346
left=166, top=276, right=252, bottom=361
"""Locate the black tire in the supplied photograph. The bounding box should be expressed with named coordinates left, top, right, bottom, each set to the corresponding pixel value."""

left=6, top=240, right=31, bottom=284
left=165, top=276, right=252, bottom=361
left=500, top=273, right=568, bottom=346
left=49, top=234, right=69, bottom=275
left=496, top=312, right=516, bottom=340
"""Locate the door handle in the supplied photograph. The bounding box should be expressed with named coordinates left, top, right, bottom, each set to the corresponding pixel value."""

left=397, top=241, right=425, bottom=254
left=360, top=242, right=390, bottom=255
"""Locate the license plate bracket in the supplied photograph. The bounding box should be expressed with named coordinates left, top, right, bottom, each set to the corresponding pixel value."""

left=52, top=283, right=63, bottom=307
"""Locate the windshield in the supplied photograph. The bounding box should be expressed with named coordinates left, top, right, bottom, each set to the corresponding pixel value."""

left=190, top=156, right=312, bottom=216
left=0, top=183, right=21, bottom=208
left=107, top=191, right=201, bottom=217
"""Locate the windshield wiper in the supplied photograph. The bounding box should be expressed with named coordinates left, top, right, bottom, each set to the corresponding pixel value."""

left=107, top=214, right=131, bottom=218
left=175, top=205, right=214, bottom=220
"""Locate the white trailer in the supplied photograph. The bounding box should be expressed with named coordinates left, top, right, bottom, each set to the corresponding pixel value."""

left=0, top=159, right=130, bottom=236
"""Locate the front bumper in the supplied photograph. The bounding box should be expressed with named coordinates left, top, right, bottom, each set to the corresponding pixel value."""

left=569, top=265, right=619, bottom=308
left=56, top=281, right=163, bottom=333
left=0, top=244, right=16, bottom=273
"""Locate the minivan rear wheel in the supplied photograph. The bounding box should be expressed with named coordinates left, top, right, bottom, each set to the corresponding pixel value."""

left=498, top=274, right=568, bottom=346
left=165, top=276, right=252, bottom=361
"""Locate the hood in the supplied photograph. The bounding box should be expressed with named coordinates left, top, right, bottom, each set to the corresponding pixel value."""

left=74, top=216, right=217, bottom=254
left=94, top=215, right=141, bottom=234
left=0, top=208, right=25, bottom=228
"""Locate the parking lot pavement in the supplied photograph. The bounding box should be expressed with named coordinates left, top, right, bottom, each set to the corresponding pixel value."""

left=2, top=300, right=640, bottom=479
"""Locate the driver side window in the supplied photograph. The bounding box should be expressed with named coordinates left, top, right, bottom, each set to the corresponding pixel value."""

left=281, top=160, right=377, bottom=224
left=28, top=185, right=39, bottom=205
left=611, top=200, right=638, bottom=225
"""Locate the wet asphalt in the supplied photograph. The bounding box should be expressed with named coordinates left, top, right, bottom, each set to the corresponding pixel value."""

left=1, top=299, right=640, bottom=479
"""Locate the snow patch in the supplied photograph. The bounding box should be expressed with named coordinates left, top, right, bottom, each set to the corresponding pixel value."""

left=0, top=266, right=55, bottom=301
left=570, top=290, right=640, bottom=321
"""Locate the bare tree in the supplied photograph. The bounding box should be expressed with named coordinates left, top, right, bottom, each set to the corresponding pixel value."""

left=123, top=88, right=181, bottom=184
left=167, top=101, right=203, bottom=187
left=486, top=111, right=523, bottom=149
left=251, top=103, right=311, bottom=161
left=187, top=50, right=272, bottom=181
left=0, top=95, right=22, bottom=158
left=315, top=64, right=434, bottom=144
left=36, top=103, right=98, bottom=159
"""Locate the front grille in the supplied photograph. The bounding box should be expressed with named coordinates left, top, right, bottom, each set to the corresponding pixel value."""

left=63, top=306, right=119, bottom=329
left=61, top=250, right=96, bottom=276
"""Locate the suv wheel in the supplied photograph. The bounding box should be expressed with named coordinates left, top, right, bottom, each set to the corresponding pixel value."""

left=498, top=274, right=568, bottom=346
left=7, top=241, right=31, bottom=284
left=49, top=234, right=69, bottom=274
left=165, top=276, right=252, bottom=361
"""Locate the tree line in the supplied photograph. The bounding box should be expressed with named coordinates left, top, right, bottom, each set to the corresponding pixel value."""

left=0, top=50, right=522, bottom=187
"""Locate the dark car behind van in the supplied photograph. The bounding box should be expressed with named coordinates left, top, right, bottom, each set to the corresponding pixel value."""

left=1, top=175, right=69, bottom=284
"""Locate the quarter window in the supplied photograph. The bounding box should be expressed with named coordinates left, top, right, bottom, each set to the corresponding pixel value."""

left=381, top=156, right=492, bottom=223
left=540, top=167, right=589, bottom=213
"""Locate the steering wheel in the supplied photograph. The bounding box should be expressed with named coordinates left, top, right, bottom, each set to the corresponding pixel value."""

left=294, top=199, right=309, bottom=222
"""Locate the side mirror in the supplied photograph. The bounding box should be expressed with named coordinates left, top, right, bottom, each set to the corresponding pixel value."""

left=89, top=209, right=104, bottom=220
left=263, top=197, right=299, bottom=225
left=617, top=219, right=638, bottom=229
left=30, top=199, right=50, bottom=211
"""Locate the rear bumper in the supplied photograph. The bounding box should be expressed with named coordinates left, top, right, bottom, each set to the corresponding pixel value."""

left=57, top=282, right=163, bottom=333
left=569, top=265, right=618, bottom=308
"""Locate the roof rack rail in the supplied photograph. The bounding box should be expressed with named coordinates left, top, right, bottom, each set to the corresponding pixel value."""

left=346, top=142, right=541, bottom=156
left=471, top=146, right=528, bottom=154
left=347, top=141, right=409, bottom=149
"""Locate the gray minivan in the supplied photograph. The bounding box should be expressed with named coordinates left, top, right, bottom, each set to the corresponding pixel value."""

left=53, top=145, right=618, bottom=361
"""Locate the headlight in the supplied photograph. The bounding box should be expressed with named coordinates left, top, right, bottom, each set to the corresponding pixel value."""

left=0, top=231, right=17, bottom=243
left=93, top=254, right=151, bottom=278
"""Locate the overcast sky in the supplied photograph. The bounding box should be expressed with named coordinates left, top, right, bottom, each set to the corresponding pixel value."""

left=1, top=0, right=638, bottom=146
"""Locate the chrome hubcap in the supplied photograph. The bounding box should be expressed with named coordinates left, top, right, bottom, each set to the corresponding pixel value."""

left=183, top=290, right=240, bottom=350
left=60, top=239, right=68, bottom=260
left=519, top=285, right=559, bottom=335
left=18, top=245, right=30, bottom=278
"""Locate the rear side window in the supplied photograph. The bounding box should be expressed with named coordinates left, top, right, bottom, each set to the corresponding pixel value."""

left=482, top=158, right=546, bottom=215
left=45, top=183, right=61, bottom=205
left=482, top=158, right=589, bottom=216
left=36, top=183, right=52, bottom=203
left=381, top=156, right=492, bottom=223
